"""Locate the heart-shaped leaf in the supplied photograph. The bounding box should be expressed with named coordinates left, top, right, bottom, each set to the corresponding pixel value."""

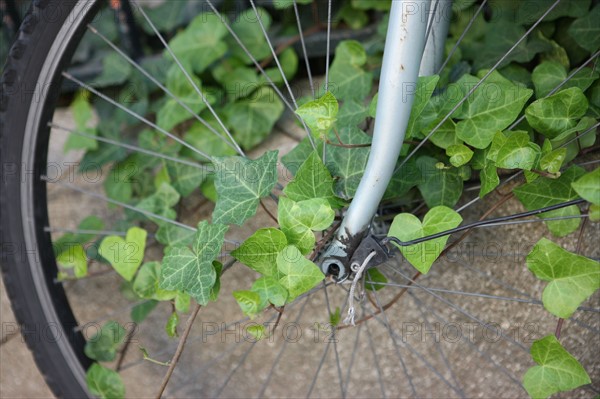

left=231, top=228, right=287, bottom=276
left=251, top=276, right=288, bottom=308
left=99, top=227, right=147, bottom=281
left=523, top=335, right=591, bottom=399
left=277, top=246, right=324, bottom=300
left=278, top=197, right=335, bottom=255
left=526, top=238, right=600, bottom=318
left=295, top=92, right=338, bottom=138
left=388, top=206, right=463, bottom=273
left=86, top=363, right=125, bottom=399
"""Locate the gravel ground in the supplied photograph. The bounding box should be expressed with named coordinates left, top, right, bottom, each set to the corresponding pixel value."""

left=1, top=103, right=599, bottom=398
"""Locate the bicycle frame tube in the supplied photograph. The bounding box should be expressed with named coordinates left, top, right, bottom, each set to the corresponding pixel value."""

left=321, top=0, right=435, bottom=280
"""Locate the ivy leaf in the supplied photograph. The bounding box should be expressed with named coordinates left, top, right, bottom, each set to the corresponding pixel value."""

left=479, top=159, right=499, bottom=198
left=294, top=92, right=339, bottom=139
left=133, top=262, right=177, bottom=301
left=277, top=246, right=324, bottom=300
left=454, top=71, right=533, bottom=149
left=99, top=227, right=147, bottom=282
left=182, top=117, right=237, bottom=160
left=568, top=4, right=600, bottom=53
left=251, top=276, right=288, bottom=308
left=56, top=244, right=88, bottom=278
left=104, top=162, right=133, bottom=204
left=225, top=87, right=284, bottom=150
left=489, top=131, right=541, bottom=171
left=406, top=75, right=440, bottom=138
left=416, top=156, right=463, bottom=208
left=384, top=158, right=421, bottom=200
left=165, top=161, right=207, bottom=197
left=210, top=261, right=223, bottom=302
left=278, top=197, right=335, bottom=255
left=53, top=216, right=104, bottom=255
left=523, top=335, right=591, bottom=399
left=233, top=290, right=264, bottom=318
left=166, top=12, right=228, bottom=74
left=283, top=151, right=341, bottom=208
left=65, top=91, right=97, bottom=152
left=262, top=48, right=299, bottom=85
left=327, top=41, right=373, bottom=101
left=525, top=87, right=589, bottom=139
left=155, top=225, right=195, bottom=248
left=212, top=150, right=278, bottom=225
left=539, top=140, right=566, bottom=174
left=531, top=61, right=599, bottom=99
left=231, top=228, right=287, bottom=276
left=388, top=206, right=463, bottom=274
left=273, top=0, right=312, bottom=9
left=84, top=321, right=126, bottom=362
left=326, top=126, right=371, bottom=199
left=337, top=100, right=369, bottom=128
left=94, top=53, right=132, bottom=87
left=365, top=268, right=388, bottom=291
left=136, top=183, right=181, bottom=224
left=247, top=324, right=267, bottom=341
left=130, top=300, right=158, bottom=324
left=227, top=8, right=272, bottom=64
left=86, top=363, right=125, bottom=399
left=514, top=166, right=586, bottom=237
left=281, top=136, right=324, bottom=175
left=526, top=238, right=600, bottom=319
left=589, top=204, right=600, bottom=222
left=571, top=168, right=600, bottom=205
left=446, top=144, right=474, bottom=167
left=160, top=221, right=228, bottom=305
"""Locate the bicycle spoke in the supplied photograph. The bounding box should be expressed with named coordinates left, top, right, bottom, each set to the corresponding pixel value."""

left=132, top=2, right=245, bottom=157
left=50, top=123, right=212, bottom=171
left=214, top=342, right=258, bottom=398
left=397, top=0, right=562, bottom=170
left=61, top=72, right=213, bottom=162
left=321, top=282, right=346, bottom=398
left=507, top=50, right=600, bottom=131
left=324, top=0, right=332, bottom=93
left=305, top=336, right=331, bottom=398
left=203, top=0, right=317, bottom=150
left=437, top=0, right=488, bottom=74
left=342, top=324, right=364, bottom=395
left=384, top=265, right=529, bottom=352
left=363, top=322, right=387, bottom=398
left=293, top=0, right=315, bottom=98
left=367, top=280, right=600, bottom=313
left=85, top=24, right=240, bottom=155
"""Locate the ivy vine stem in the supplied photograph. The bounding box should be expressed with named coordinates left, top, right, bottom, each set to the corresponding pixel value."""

left=154, top=303, right=201, bottom=399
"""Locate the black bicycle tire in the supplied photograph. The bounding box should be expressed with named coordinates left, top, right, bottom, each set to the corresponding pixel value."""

left=1, top=1, right=101, bottom=397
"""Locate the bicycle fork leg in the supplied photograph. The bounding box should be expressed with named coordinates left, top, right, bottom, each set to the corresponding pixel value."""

left=320, top=0, right=433, bottom=281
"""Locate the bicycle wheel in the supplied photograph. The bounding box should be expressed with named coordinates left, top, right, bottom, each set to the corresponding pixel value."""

left=1, top=0, right=598, bottom=398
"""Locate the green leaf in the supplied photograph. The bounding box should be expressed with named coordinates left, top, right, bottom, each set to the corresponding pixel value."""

left=589, top=204, right=600, bottom=222
left=99, top=227, right=147, bottom=282
left=568, top=4, right=600, bottom=53
left=489, top=131, right=541, bottom=171
left=183, top=117, right=237, bottom=160
left=277, top=246, right=324, bottom=300
left=155, top=225, right=195, bottom=248
left=406, top=75, right=440, bottom=138
left=137, top=183, right=181, bottom=224
left=384, top=158, right=421, bottom=200
left=94, top=53, right=132, bottom=87
left=84, top=321, right=126, bottom=362
left=416, top=156, right=463, bottom=208
left=165, top=312, right=179, bottom=338
left=231, top=228, right=287, bottom=276
left=539, top=140, right=566, bottom=174
left=327, top=41, right=373, bottom=101
left=273, top=0, right=312, bottom=9
left=454, top=71, right=533, bottom=149
left=523, top=335, right=591, bottom=399
left=227, top=8, right=272, bottom=64
left=86, top=363, right=125, bottom=399
left=209, top=261, right=223, bottom=302
left=326, top=126, right=371, bottom=199
left=246, top=324, right=267, bottom=340
left=329, top=307, right=342, bottom=327
left=281, top=136, right=324, bottom=175
left=262, top=48, right=299, bottom=85
left=53, top=215, right=104, bottom=255
left=175, top=292, right=191, bottom=313
left=295, top=92, right=339, bottom=139
left=212, top=150, right=279, bottom=225
left=571, top=168, right=600, bottom=205
left=56, top=244, right=88, bottom=278
left=388, top=206, right=463, bottom=274
left=166, top=12, right=228, bottom=74
left=233, top=290, right=264, bottom=318
left=337, top=99, right=369, bottom=128
left=133, top=262, right=177, bottom=301
left=278, top=197, right=334, bottom=255
left=365, top=268, right=388, bottom=291
left=131, top=300, right=158, bottom=323
left=525, top=87, right=589, bottom=139
left=104, top=162, right=134, bottom=204
left=480, top=160, right=499, bottom=198
left=165, top=161, right=207, bottom=197
left=225, top=86, right=284, bottom=150
left=65, top=91, right=97, bottom=152
left=526, top=238, right=600, bottom=319
left=251, top=276, right=288, bottom=308
left=514, top=166, right=586, bottom=237
left=532, top=61, right=567, bottom=98
left=446, top=144, right=474, bottom=167
left=160, top=221, right=228, bottom=305
left=283, top=151, right=340, bottom=207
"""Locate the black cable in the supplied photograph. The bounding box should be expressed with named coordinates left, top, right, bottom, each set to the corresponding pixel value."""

left=381, top=198, right=586, bottom=247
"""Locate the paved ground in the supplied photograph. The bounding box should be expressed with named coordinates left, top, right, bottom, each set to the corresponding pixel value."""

left=2, top=103, right=599, bottom=398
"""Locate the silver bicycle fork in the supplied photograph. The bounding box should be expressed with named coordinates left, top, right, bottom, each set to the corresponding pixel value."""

left=320, top=0, right=452, bottom=281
